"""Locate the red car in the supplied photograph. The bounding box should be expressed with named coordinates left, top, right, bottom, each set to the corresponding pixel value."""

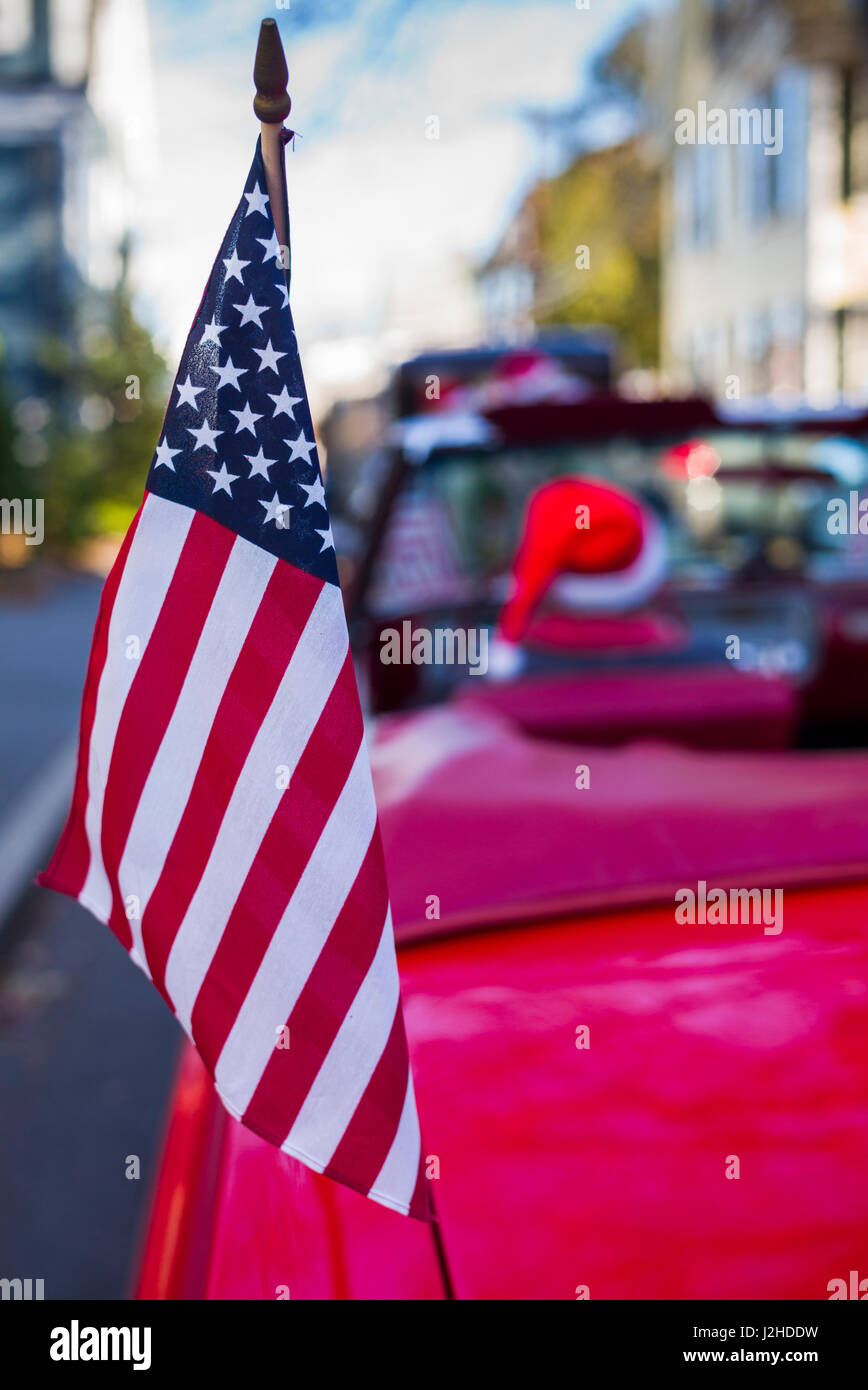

left=136, top=700, right=868, bottom=1300
left=134, top=423, right=868, bottom=1298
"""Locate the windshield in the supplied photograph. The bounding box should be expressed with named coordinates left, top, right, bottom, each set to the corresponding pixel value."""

left=366, top=429, right=868, bottom=617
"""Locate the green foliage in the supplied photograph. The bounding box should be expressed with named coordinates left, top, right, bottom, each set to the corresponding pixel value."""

left=534, top=140, right=660, bottom=368
left=37, top=289, right=169, bottom=550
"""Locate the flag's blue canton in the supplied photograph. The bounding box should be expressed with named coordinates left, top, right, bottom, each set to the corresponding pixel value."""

left=146, top=141, right=338, bottom=587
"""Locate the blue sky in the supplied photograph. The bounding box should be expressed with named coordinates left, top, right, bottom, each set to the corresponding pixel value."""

left=142, top=0, right=643, bottom=405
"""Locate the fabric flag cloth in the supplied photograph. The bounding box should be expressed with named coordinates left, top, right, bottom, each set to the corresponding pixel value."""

left=39, top=140, right=432, bottom=1221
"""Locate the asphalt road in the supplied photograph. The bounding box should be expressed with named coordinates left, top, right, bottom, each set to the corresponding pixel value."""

left=0, top=570, right=181, bottom=1299
left=0, top=567, right=102, bottom=820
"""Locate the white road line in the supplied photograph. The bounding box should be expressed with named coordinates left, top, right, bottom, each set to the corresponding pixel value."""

left=0, top=737, right=77, bottom=933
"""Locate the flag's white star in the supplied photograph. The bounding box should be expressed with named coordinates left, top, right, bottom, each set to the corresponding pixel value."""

left=187, top=419, right=223, bottom=452
left=260, top=492, right=291, bottom=527
left=256, top=230, right=282, bottom=265
left=206, top=462, right=239, bottom=496
left=274, top=279, right=290, bottom=309
left=234, top=295, right=267, bottom=328
left=245, top=447, right=276, bottom=481
left=222, top=248, right=250, bottom=284
left=300, top=476, right=326, bottom=509
left=200, top=317, right=226, bottom=346
left=286, top=431, right=316, bottom=466
left=252, top=339, right=287, bottom=375
left=316, top=523, right=335, bottom=552
left=269, top=386, right=302, bottom=419
left=244, top=182, right=269, bottom=217
left=210, top=357, right=247, bottom=392
left=229, top=401, right=263, bottom=437
left=174, top=375, right=204, bottom=410
left=154, top=437, right=181, bottom=470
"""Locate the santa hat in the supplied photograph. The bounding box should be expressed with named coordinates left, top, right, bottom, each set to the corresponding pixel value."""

left=497, top=477, right=667, bottom=647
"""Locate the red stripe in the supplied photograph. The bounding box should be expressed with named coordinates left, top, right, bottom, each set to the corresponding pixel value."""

left=141, top=559, right=324, bottom=1003
left=38, top=505, right=144, bottom=899
left=324, top=1002, right=414, bottom=1201
left=100, top=512, right=236, bottom=949
left=239, top=832, right=388, bottom=1139
left=191, top=649, right=363, bottom=1068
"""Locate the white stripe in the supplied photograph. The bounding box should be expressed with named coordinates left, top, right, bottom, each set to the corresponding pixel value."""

left=118, top=537, right=277, bottom=972
left=282, top=910, right=400, bottom=1164
left=79, top=495, right=193, bottom=924
left=369, top=1073, right=422, bottom=1214
left=214, top=742, right=378, bottom=1111
left=550, top=508, right=668, bottom=611
left=164, top=581, right=347, bottom=1032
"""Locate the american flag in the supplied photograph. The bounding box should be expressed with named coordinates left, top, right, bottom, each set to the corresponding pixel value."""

left=39, top=140, right=431, bottom=1222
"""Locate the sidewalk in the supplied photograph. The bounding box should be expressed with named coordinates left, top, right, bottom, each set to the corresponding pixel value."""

left=0, top=566, right=101, bottom=821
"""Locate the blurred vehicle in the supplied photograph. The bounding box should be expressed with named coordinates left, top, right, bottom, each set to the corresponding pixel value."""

left=134, top=453, right=868, bottom=1301
left=346, top=393, right=868, bottom=741
left=391, top=333, right=615, bottom=419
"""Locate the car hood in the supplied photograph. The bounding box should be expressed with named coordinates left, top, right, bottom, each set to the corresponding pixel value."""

left=143, top=876, right=868, bottom=1300
left=397, top=881, right=868, bottom=1298
left=371, top=702, right=868, bottom=939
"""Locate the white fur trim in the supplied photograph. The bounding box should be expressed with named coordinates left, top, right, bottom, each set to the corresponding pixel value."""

left=548, top=508, right=668, bottom=612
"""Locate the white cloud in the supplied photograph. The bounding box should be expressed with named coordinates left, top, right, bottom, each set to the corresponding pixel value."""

left=139, top=0, right=635, bottom=396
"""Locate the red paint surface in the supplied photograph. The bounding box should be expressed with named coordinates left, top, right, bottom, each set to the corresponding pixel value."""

left=138, top=879, right=868, bottom=1300
left=372, top=704, right=868, bottom=936
left=136, top=706, right=868, bottom=1300
left=398, top=884, right=868, bottom=1299
left=455, top=664, right=795, bottom=750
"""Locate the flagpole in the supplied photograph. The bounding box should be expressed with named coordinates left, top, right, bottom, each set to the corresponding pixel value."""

left=253, top=17, right=291, bottom=262
left=430, top=1190, right=457, bottom=1299
left=252, top=15, right=456, bottom=1298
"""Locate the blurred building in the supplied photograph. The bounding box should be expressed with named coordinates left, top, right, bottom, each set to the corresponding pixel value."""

left=477, top=136, right=660, bottom=374
left=476, top=187, right=540, bottom=342
left=648, top=0, right=868, bottom=406
left=0, top=0, right=157, bottom=399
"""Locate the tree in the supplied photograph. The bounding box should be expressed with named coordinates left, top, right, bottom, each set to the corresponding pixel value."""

left=37, top=285, right=169, bottom=550
left=534, top=139, right=660, bottom=368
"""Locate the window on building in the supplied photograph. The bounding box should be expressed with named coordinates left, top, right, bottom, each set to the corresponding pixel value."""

left=691, top=144, right=719, bottom=248
left=49, top=0, right=91, bottom=86
left=841, top=65, right=868, bottom=200
left=746, top=91, right=776, bottom=222
left=742, top=73, right=805, bottom=224
left=0, top=0, right=32, bottom=55
left=773, top=68, right=806, bottom=216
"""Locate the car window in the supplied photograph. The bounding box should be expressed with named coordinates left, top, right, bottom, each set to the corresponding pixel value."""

left=367, top=429, right=868, bottom=617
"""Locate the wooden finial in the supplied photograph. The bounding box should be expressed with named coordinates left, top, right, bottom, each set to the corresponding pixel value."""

left=253, top=18, right=291, bottom=124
